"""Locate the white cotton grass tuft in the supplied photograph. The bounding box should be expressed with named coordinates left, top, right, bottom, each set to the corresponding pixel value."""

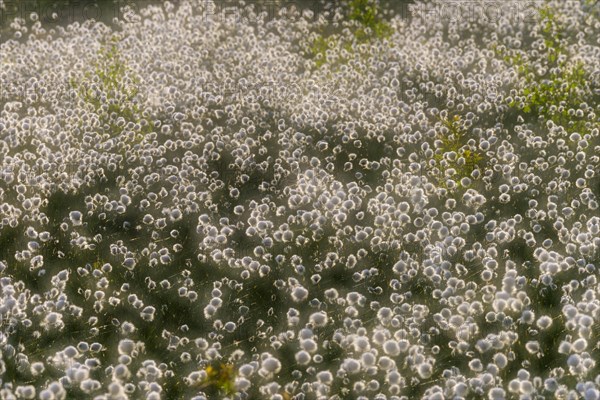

left=342, top=358, right=362, bottom=374
left=291, top=285, right=309, bottom=302
left=69, top=211, right=83, bottom=226
left=259, top=354, right=282, bottom=376
left=536, top=315, right=553, bottom=330
left=0, top=0, right=598, bottom=397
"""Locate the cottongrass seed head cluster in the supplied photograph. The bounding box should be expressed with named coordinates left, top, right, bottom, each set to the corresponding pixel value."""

left=1, top=0, right=600, bottom=398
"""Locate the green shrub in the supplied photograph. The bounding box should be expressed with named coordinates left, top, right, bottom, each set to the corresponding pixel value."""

left=70, top=35, right=150, bottom=142
left=348, top=0, right=393, bottom=42
left=307, top=0, right=393, bottom=69
left=498, top=5, right=597, bottom=134
left=432, top=115, right=484, bottom=189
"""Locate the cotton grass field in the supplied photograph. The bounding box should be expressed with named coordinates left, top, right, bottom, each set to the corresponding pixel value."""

left=0, top=0, right=600, bottom=399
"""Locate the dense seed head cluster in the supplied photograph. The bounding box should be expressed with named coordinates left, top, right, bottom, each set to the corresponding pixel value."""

left=0, top=0, right=599, bottom=399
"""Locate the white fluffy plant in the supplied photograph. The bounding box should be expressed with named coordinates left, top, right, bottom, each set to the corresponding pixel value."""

left=0, top=0, right=599, bottom=399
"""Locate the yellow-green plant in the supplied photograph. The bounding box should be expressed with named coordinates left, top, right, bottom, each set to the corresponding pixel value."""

left=348, top=0, right=393, bottom=42
left=198, top=362, right=236, bottom=396
left=307, top=0, right=393, bottom=69
left=309, top=35, right=338, bottom=69
left=497, top=5, right=597, bottom=134
left=516, top=62, right=588, bottom=127
left=432, top=115, right=484, bottom=189
left=537, top=6, right=566, bottom=62
left=70, top=36, right=150, bottom=142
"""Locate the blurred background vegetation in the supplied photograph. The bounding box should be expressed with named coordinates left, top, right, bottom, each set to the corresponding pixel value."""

left=0, top=0, right=415, bottom=29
